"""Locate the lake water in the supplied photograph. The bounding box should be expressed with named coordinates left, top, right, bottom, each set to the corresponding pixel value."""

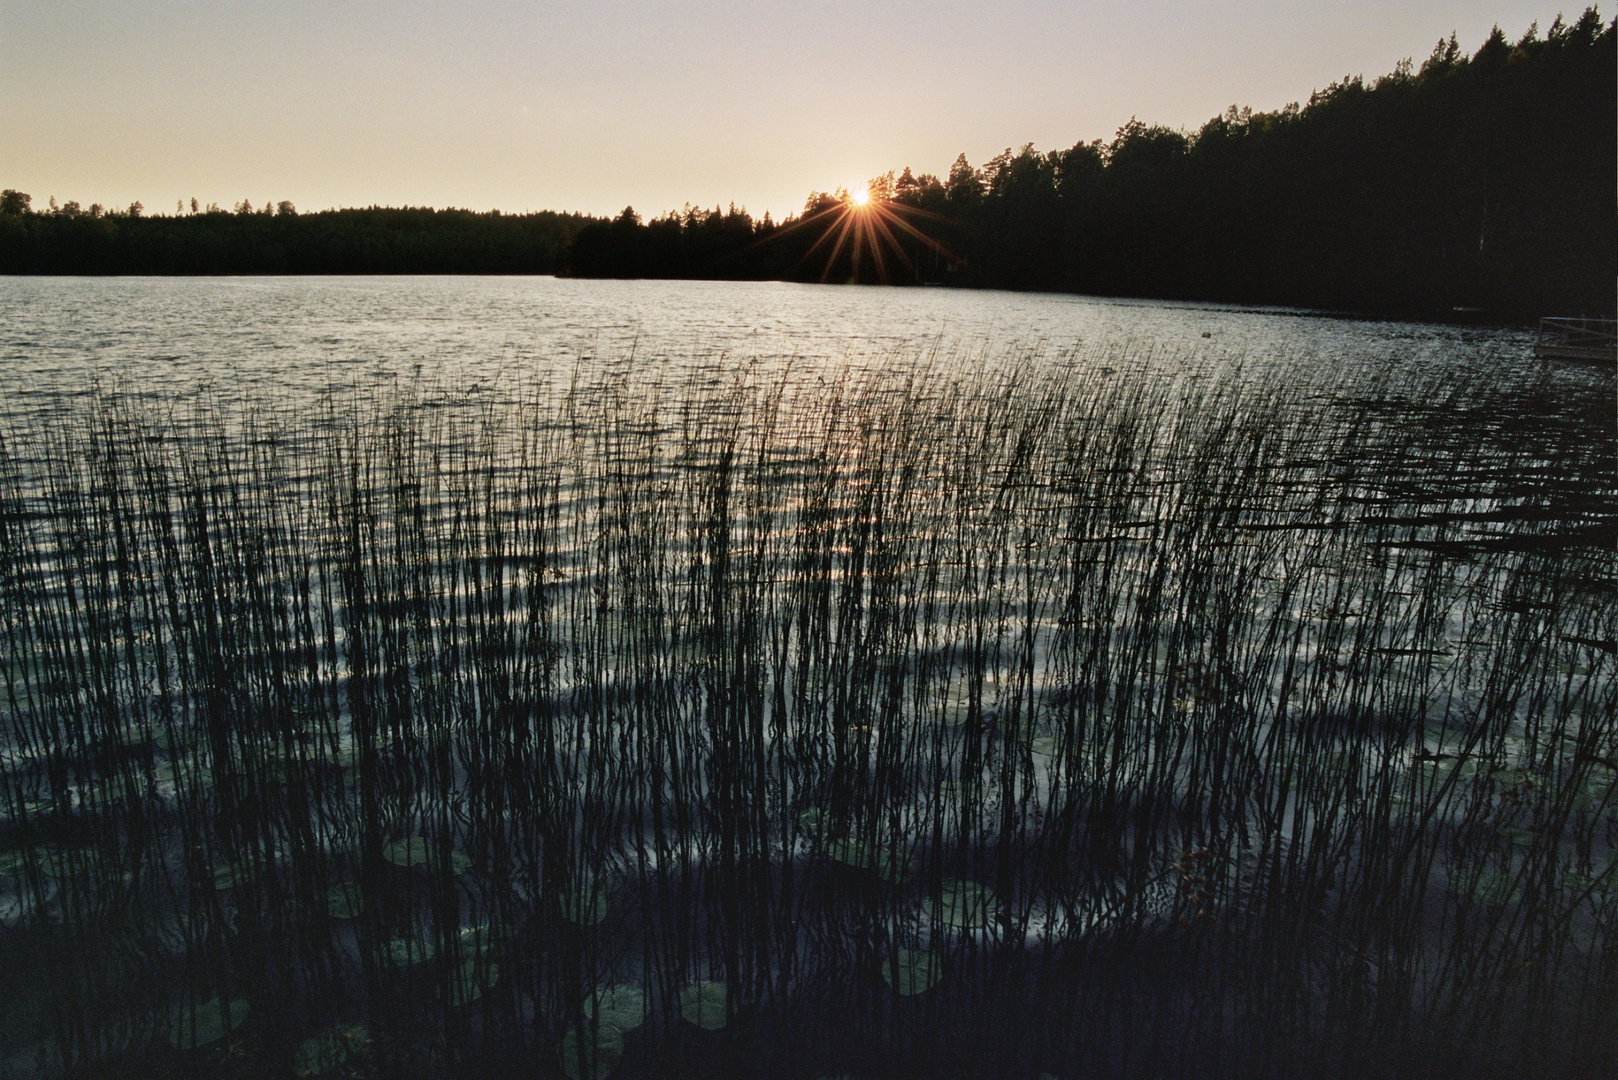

left=0, top=276, right=1611, bottom=1079
left=0, top=276, right=1549, bottom=415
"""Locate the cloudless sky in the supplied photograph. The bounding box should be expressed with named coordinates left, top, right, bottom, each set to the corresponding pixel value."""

left=0, top=2, right=1569, bottom=219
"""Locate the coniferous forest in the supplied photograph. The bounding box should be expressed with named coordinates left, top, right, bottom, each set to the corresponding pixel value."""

left=3, top=12, right=1614, bottom=321
left=0, top=203, right=592, bottom=276
left=1, top=11, right=1616, bottom=1080
left=564, top=14, right=1616, bottom=321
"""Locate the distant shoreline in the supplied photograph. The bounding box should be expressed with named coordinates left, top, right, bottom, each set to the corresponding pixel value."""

left=0, top=271, right=1579, bottom=331
left=4, top=15, right=1613, bottom=324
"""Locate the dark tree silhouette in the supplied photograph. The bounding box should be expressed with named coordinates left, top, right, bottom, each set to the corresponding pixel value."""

left=4, top=13, right=1612, bottom=321
left=561, top=12, right=1616, bottom=320
left=0, top=202, right=592, bottom=275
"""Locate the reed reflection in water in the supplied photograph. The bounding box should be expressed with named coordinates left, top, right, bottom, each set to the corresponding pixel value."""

left=0, top=349, right=1612, bottom=1079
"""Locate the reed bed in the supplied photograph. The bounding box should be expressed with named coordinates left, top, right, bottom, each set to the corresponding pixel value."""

left=0, top=352, right=1612, bottom=1079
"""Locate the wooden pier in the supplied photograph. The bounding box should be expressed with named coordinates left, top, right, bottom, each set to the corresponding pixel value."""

left=1534, top=317, right=1617, bottom=364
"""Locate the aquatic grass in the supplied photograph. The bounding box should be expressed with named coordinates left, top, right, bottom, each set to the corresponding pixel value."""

left=677, top=980, right=730, bottom=1030
left=880, top=947, right=942, bottom=996
left=168, top=997, right=248, bottom=1051
left=0, top=352, right=1609, bottom=1077
left=293, top=1021, right=368, bottom=1077
left=562, top=1019, right=625, bottom=1080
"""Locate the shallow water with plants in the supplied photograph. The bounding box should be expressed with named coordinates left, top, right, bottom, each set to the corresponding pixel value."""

left=0, top=279, right=1612, bottom=1079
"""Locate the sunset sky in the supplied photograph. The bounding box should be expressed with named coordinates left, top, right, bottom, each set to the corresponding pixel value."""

left=1, top=1, right=1562, bottom=220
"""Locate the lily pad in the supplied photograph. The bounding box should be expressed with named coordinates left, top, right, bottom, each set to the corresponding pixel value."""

left=1001, top=718, right=1038, bottom=746
left=79, top=779, right=135, bottom=808
left=873, top=847, right=914, bottom=884
left=10, top=797, right=54, bottom=820
left=1564, top=869, right=1613, bottom=896
left=271, top=758, right=306, bottom=784
left=822, top=837, right=911, bottom=882
left=212, top=862, right=255, bottom=891
left=824, top=837, right=870, bottom=868
left=1322, top=750, right=1361, bottom=775
left=447, top=957, right=498, bottom=1006
left=583, top=984, right=647, bottom=1031
left=384, top=838, right=476, bottom=876
left=1453, top=869, right=1520, bottom=908
left=382, top=837, right=433, bottom=868
left=561, top=1021, right=625, bottom=1080
left=326, top=884, right=364, bottom=919
left=37, top=848, right=87, bottom=880
left=1489, top=766, right=1535, bottom=789
left=1420, top=725, right=1466, bottom=753
left=384, top=936, right=435, bottom=967
left=926, top=879, right=996, bottom=929
left=153, top=760, right=214, bottom=791
left=152, top=728, right=191, bottom=752
left=458, top=921, right=511, bottom=957
left=881, top=947, right=943, bottom=996
left=677, top=980, right=729, bottom=1030
left=561, top=885, right=607, bottom=926
left=1409, top=757, right=1462, bottom=784
left=169, top=997, right=249, bottom=1050
left=0, top=886, right=39, bottom=927
left=326, top=740, right=359, bottom=768
left=114, top=725, right=155, bottom=748
left=1030, top=735, right=1061, bottom=757
left=939, top=778, right=989, bottom=805
left=294, top=1022, right=368, bottom=1077
left=1571, top=789, right=1603, bottom=813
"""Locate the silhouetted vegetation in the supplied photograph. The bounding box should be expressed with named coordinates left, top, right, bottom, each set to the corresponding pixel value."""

left=0, top=197, right=593, bottom=275
left=0, top=349, right=1613, bottom=1078
left=566, top=12, right=1616, bottom=321
left=3, top=12, right=1612, bottom=320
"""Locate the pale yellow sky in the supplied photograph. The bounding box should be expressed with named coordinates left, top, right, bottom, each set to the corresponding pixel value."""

left=0, top=1, right=1566, bottom=220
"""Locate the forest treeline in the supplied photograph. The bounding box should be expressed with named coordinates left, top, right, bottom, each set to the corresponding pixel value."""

left=568, top=12, right=1617, bottom=320
left=3, top=11, right=1613, bottom=320
left=0, top=199, right=591, bottom=275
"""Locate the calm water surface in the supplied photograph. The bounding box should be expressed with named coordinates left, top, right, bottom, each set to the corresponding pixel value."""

left=0, top=276, right=1541, bottom=410
left=0, top=276, right=1610, bottom=1080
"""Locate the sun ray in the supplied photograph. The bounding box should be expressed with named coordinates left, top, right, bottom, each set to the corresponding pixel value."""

left=816, top=214, right=858, bottom=283
left=877, top=207, right=960, bottom=263
left=859, top=210, right=887, bottom=282
left=786, top=204, right=856, bottom=275
left=863, top=207, right=917, bottom=279
left=727, top=182, right=966, bottom=285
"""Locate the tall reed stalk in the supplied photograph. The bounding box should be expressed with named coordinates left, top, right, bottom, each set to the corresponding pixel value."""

left=0, top=353, right=1611, bottom=1078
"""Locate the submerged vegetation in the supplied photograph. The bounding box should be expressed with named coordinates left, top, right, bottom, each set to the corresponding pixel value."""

left=0, top=347, right=1613, bottom=1079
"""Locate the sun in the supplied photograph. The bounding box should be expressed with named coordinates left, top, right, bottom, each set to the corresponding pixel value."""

left=747, top=176, right=962, bottom=284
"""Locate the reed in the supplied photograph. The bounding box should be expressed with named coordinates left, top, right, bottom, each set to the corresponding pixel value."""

left=0, top=351, right=1611, bottom=1078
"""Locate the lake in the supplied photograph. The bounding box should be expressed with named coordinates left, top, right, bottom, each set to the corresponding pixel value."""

left=0, top=277, right=1611, bottom=1080
left=0, top=276, right=1546, bottom=411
